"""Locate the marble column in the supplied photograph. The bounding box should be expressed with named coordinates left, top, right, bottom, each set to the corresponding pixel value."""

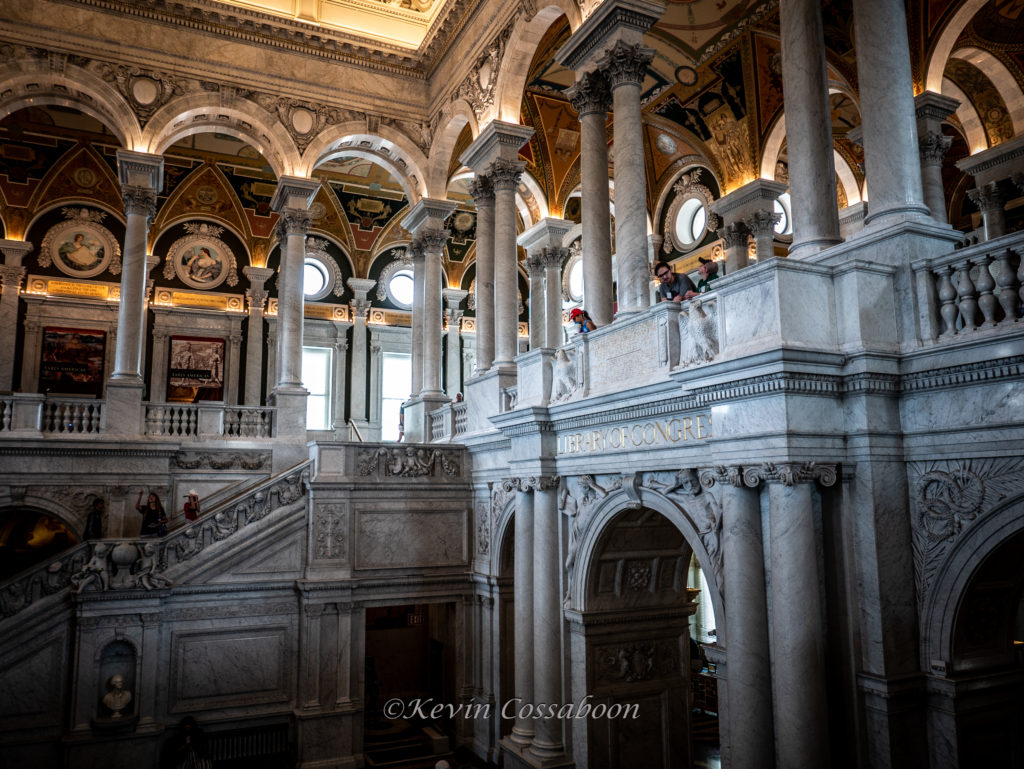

left=443, top=288, right=468, bottom=397
left=347, top=277, right=376, bottom=430
left=226, top=326, right=242, bottom=405
left=719, top=472, right=774, bottom=767
left=766, top=463, right=836, bottom=769
left=270, top=176, right=319, bottom=449
left=852, top=0, right=930, bottom=225
left=242, top=265, right=274, bottom=406
left=543, top=248, right=569, bottom=349
left=469, top=177, right=495, bottom=374
left=601, top=41, right=655, bottom=315
left=525, top=253, right=545, bottom=350
left=330, top=332, right=349, bottom=434
left=0, top=240, right=32, bottom=391
left=718, top=223, right=750, bottom=274
left=530, top=477, right=566, bottom=760
left=566, top=71, right=614, bottom=327
left=967, top=184, right=1006, bottom=240
left=511, top=482, right=535, bottom=747
left=914, top=92, right=959, bottom=224
left=111, top=152, right=163, bottom=383
left=149, top=327, right=169, bottom=402
left=491, top=159, right=526, bottom=370
left=779, top=0, right=842, bottom=255
left=744, top=210, right=781, bottom=262
left=460, top=122, right=534, bottom=372
left=410, top=243, right=425, bottom=396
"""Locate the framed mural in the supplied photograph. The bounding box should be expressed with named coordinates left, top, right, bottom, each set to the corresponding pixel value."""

left=163, top=222, right=238, bottom=290
left=38, top=209, right=121, bottom=279
left=39, top=327, right=106, bottom=397
left=167, top=336, right=225, bottom=403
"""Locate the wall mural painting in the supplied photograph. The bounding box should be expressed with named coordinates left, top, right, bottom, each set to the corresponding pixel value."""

left=39, top=327, right=106, bottom=397
left=163, top=222, right=238, bottom=290
left=38, top=209, right=121, bottom=279
left=167, top=336, right=225, bottom=403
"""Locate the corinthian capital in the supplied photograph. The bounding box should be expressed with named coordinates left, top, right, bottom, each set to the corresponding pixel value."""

left=600, top=41, right=654, bottom=89
left=744, top=209, right=781, bottom=238
left=541, top=246, right=569, bottom=270
left=718, top=222, right=749, bottom=250
left=757, top=462, right=838, bottom=487
left=489, top=158, right=526, bottom=191
left=274, top=208, right=312, bottom=240
left=967, top=182, right=1004, bottom=213
left=122, top=186, right=158, bottom=222
left=919, top=130, right=953, bottom=165
left=415, top=227, right=449, bottom=255
left=468, top=175, right=494, bottom=205
left=566, top=70, right=612, bottom=117
left=0, top=264, right=27, bottom=293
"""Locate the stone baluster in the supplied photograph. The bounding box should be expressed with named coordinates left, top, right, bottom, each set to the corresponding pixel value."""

left=565, top=71, right=615, bottom=327
left=511, top=480, right=535, bottom=748
left=601, top=41, right=655, bottom=315
left=764, top=462, right=837, bottom=769
left=711, top=467, right=775, bottom=768
left=443, top=289, right=468, bottom=398
left=469, top=176, right=495, bottom=374
left=972, top=254, right=997, bottom=327
left=780, top=0, right=842, bottom=254
left=936, top=265, right=958, bottom=336
left=0, top=240, right=32, bottom=391
left=242, top=266, right=273, bottom=406
left=852, top=0, right=930, bottom=226
left=914, top=92, right=959, bottom=223
left=954, top=260, right=978, bottom=331
left=967, top=183, right=1006, bottom=241
left=348, top=278, right=377, bottom=431
left=993, top=250, right=1019, bottom=323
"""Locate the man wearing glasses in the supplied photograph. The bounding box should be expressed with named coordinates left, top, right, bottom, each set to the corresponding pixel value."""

left=655, top=260, right=698, bottom=302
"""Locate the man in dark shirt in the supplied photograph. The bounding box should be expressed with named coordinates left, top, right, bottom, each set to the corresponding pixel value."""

left=655, top=260, right=697, bottom=303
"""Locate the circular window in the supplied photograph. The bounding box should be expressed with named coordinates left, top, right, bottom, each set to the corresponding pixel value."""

left=303, top=259, right=329, bottom=298
left=774, top=193, right=793, bottom=237
left=675, top=197, right=708, bottom=247
left=388, top=269, right=415, bottom=308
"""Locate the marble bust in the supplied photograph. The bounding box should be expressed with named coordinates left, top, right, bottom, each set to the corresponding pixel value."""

left=101, top=674, right=132, bottom=718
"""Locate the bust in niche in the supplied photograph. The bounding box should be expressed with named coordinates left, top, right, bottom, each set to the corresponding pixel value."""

left=101, top=674, right=132, bottom=718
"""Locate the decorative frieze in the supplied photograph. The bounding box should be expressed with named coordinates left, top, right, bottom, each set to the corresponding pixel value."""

left=172, top=451, right=270, bottom=470
left=357, top=446, right=462, bottom=477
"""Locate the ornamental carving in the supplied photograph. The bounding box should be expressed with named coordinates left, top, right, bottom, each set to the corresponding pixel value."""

left=909, top=458, right=1024, bottom=612
left=85, top=61, right=194, bottom=124
left=652, top=469, right=724, bottom=587
left=718, top=221, right=749, bottom=250
left=599, top=41, right=654, bottom=89
left=306, top=238, right=346, bottom=298
left=163, top=222, right=238, bottom=289
left=919, top=130, right=953, bottom=165
left=122, top=187, right=158, bottom=222
left=313, top=504, right=348, bottom=560
left=626, top=561, right=652, bottom=591
left=599, top=640, right=678, bottom=684
left=549, top=347, right=580, bottom=404
left=376, top=249, right=412, bottom=302
left=566, top=70, right=612, bottom=116
left=275, top=208, right=313, bottom=239
left=488, top=158, right=526, bottom=191
left=357, top=447, right=461, bottom=477
left=476, top=503, right=491, bottom=555
left=468, top=176, right=494, bottom=205
left=248, top=92, right=362, bottom=152
left=172, top=451, right=270, bottom=470
left=451, top=23, right=513, bottom=118
left=39, top=208, right=122, bottom=279
left=744, top=209, right=781, bottom=238
left=663, top=169, right=719, bottom=254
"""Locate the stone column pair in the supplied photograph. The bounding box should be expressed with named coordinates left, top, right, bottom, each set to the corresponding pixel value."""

left=519, top=218, right=573, bottom=349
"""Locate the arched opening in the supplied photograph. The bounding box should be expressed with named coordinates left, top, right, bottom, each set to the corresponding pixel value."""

left=0, top=507, right=79, bottom=581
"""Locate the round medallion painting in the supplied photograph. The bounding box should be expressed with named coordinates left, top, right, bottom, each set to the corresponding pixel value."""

left=40, top=217, right=121, bottom=279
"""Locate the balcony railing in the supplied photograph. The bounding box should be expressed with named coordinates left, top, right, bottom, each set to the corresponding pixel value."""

left=41, top=398, right=103, bottom=434
left=144, top=403, right=199, bottom=437
left=223, top=406, right=274, bottom=438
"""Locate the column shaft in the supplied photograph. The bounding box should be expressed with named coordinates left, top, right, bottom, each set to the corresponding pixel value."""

left=544, top=250, right=566, bottom=348
left=112, top=195, right=154, bottom=380
left=419, top=229, right=447, bottom=395
left=470, top=179, right=496, bottom=373
left=492, top=160, right=525, bottom=369
left=526, top=255, right=545, bottom=349
left=530, top=482, right=564, bottom=758
left=769, top=481, right=829, bottom=768
left=410, top=249, right=425, bottom=396
left=721, top=481, right=774, bottom=767
left=0, top=265, right=26, bottom=390
left=852, top=0, right=929, bottom=224
left=511, top=487, right=535, bottom=746
left=780, top=0, right=842, bottom=255
left=274, top=209, right=311, bottom=390
left=244, top=297, right=266, bottom=405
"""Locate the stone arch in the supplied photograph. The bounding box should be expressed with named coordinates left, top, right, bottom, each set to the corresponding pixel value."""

left=925, top=0, right=990, bottom=93
left=921, top=493, right=1024, bottom=670
left=516, top=169, right=549, bottom=227
left=490, top=489, right=517, bottom=579
left=569, top=487, right=727, bottom=645
left=24, top=201, right=126, bottom=243
left=302, top=124, right=429, bottom=203
left=426, top=104, right=478, bottom=198
left=141, top=93, right=296, bottom=178
left=950, top=47, right=1024, bottom=138
left=0, top=59, right=142, bottom=150
left=941, top=78, right=990, bottom=153
left=151, top=214, right=252, bottom=264
left=493, top=3, right=582, bottom=123
left=652, top=157, right=722, bottom=236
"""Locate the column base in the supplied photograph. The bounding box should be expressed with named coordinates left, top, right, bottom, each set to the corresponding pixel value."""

left=102, top=379, right=145, bottom=435
left=502, top=736, right=573, bottom=769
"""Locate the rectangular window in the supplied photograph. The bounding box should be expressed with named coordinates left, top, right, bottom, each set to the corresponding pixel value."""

left=302, top=346, right=332, bottom=431
left=381, top=352, right=412, bottom=441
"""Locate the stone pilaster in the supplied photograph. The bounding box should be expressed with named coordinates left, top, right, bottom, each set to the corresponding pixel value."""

left=469, top=176, right=496, bottom=374
left=565, top=70, right=614, bottom=327
left=242, top=265, right=273, bottom=406
left=0, top=239, right=32, bottom=391
left=780, top=0, right=842, bottom=255
left=852, top=0, right=930, bottom=226
left=511, top=481, right=535, bottom=747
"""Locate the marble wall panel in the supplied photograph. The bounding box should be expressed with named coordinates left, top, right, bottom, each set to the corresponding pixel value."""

left=833, top=265, right=899, bottom=352
left=170, top=627, right=291, bottom=711
left=354, top=508, right=467, bottom=569
left=776, top=268, right=837, bottom=349
left=900, top=381, right=1024, bottom=435
left=720, top=279, right=781, bottom=356
left=586, top=317, right=665, bottom=396
left=0, top=635, right=66, bottom=729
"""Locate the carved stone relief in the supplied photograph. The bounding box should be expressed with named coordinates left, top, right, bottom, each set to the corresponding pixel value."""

left=677, top=298, right=719, bottom=369
left=313, top=503, right=348, bottom=561
left=357, top=447, right=461, bottom=478
left=597, top=639, right=678, bottom=685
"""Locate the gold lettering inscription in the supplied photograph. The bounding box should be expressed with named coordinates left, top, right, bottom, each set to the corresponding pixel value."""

left=556, top=415, right=712, bottom=455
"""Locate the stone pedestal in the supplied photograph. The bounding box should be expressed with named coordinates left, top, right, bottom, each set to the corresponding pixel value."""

left=102, top=379, right=145, bottom=435
left=510, top=485, right=535, bottom=747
